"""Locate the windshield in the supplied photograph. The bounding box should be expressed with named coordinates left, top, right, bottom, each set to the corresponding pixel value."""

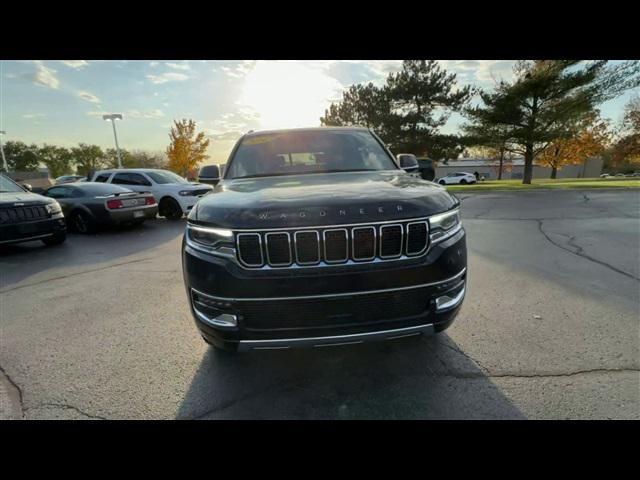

left=225, top=130, right=398, bottom=179
left=145, top=170, right=188, bottom=184
left=0, top=175, right=26, bottom=193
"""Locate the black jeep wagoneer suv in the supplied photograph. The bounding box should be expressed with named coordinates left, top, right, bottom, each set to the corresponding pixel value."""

left=182, top=127, right=466, bottom=352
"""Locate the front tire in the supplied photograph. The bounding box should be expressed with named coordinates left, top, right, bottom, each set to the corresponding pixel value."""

left=42, top=232, right=66, bottom=246
left=160, top=197, right=183, bottom=220
left=439, top=180, right=446, bottom=185
left=460, top=179, right=467, bottom=185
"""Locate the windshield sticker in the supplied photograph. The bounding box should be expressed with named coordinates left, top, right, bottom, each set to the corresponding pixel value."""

left=243, top=135, right=278, bottom=146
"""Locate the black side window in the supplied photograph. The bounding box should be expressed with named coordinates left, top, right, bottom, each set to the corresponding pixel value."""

left=129, top=173, right=152, bottom=186
left=95, top=173, right=111, bottom=183
left=112, top=173, right=131, bottom=185
left=46, top=187, right=69, bottom=199
left=112, top=173, right=151, bottom=186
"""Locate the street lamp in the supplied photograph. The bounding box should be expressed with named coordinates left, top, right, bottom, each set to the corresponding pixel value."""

left=0, top=130, right=8, bottom=172
left=102, top=114, right=123, bottom=169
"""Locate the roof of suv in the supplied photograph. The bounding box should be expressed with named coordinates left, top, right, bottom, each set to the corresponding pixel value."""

left=94, top=168, right=167, bottom=174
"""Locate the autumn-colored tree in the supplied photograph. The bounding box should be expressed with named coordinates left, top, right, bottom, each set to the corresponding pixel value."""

left=538, top=112, right=611, bottom=178
left=166, top=119, right=210, bottom=177
left=607, top=96, right=640, bottom=172
left=463, top=60, right=640, bottom=184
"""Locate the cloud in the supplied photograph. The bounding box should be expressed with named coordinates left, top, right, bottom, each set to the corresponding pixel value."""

left=22, top=113, right=47, bottom=119
left=86, top=109, right=164, bottom=119
left=78, top=90, right=101, bottom=104
left=61, top=60, right=89, bottom=69
left=149, top=61, right=159, bottom=67
left=205, top=129, right=245, bottom=141
left=146, top=72, right=190, bottom=84
left=31, top=61, right=60, bottom=90
left=126, top=109, right=165, bottom=119
left=475, top=60, right=516, bottom=84
left=165, top=62, right=191, bottom=71
left=220, top=60, right=256, bottom=79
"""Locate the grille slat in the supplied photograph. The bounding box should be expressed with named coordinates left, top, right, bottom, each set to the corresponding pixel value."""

left=352, top=226, right=375, bottom=261
left=237, top=233, right=263, bottom=267
left=380, top=224, right=403, bottom=258
left=235, top=219, right=430, bottom=269
left=265, top=232, right=292, bottom=266
left=323, top=229, right=348, bottom=263
left=295, top=231, right=320, bottom=265
left=406, top=222, right=429, bottom=255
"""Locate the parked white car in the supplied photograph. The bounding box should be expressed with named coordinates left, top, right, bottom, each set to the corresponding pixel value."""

left=436, top=172, right=477, bottom=185
left=89, top=169, right=213, bottom=220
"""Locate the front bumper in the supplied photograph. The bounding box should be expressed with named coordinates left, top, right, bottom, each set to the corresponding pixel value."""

left=182, top=227, right=467, bottom=351
left=177, top=195, right=205, bottom=214
left=0, top=216, right=66, bottom=245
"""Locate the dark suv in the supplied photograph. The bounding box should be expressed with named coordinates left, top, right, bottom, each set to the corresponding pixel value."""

left=1, top=173, right=66, bottom=246
left=182, top=127, right=467, bottom=352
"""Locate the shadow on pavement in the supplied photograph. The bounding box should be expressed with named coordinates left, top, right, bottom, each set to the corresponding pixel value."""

left=176, top=333, right=525, bottom=420
left=0, top=218, right=185, bottom=290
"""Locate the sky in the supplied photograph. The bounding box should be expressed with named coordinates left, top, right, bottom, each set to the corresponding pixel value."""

left=1, top=60, right=637, bottom=164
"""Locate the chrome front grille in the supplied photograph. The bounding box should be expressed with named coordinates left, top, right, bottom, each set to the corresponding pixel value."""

left=236, top=219, right=430, bottom=269
left=0, top=205, right=49, bottom=224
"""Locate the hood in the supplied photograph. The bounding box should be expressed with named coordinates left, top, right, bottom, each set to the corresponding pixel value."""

left=0, top=191, right=55, bottom=207
left=191, top=171, right=459, bottom=229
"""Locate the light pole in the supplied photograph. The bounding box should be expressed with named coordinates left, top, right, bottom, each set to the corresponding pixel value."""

left=102, top=114, right=123, bottom=169
left=0, top=130, right=7, bottom=172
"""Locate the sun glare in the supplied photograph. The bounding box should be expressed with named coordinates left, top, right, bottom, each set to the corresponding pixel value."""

left=238, top=61, right=343, bottom=131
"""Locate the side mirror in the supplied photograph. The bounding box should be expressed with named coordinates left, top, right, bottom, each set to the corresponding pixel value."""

left=198, top=165, right=221, bottom=186
left=397, top=154, right=419, bottom=173
left=21, top=183, right=33, bottom=192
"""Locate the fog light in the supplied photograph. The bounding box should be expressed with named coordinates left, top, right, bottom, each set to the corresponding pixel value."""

left=435, top=285, right=466, bottom=311
left=193, top=308, right=238, bottom=328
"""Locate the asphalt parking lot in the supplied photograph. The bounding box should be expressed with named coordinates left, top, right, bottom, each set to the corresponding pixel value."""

left=1, top=189, right=639, bottom=419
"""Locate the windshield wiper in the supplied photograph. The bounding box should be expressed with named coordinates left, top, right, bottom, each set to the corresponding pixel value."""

left=232, top=173, right=300, bottom=179
left=233, top=169, right=378, bottom=180
left=315, top=169, right=377, bottom=174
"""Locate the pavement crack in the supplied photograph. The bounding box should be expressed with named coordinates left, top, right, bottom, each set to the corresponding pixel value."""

left=0, top=257, right=155, bottom=294
left=0, top=364, right=24, bottom=419
left=537, top=219, right=639, bottom=281
left=25, top=403, right=108, bottom=420
left=486, top=367, right=640, bottom=380
left=430, top=338, right=490, bottom=374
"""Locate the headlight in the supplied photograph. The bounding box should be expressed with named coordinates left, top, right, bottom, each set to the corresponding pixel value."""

left=186, top=224, right=235, bottom=258
left=429, top=209, right=461, bottom=243
left=178, top=190, right=192, bottom=196
left=46, top=201, right=62, bottom=215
